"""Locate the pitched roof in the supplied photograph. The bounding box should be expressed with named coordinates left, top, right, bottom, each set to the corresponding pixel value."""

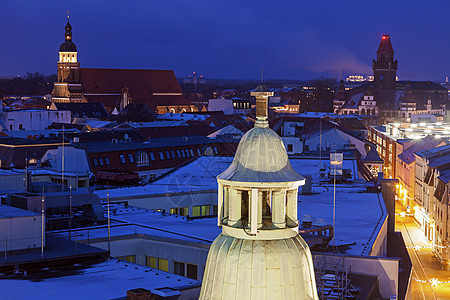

left=398, top=136, right=446, bottom=164
left=362, top=147, right=383, bottom=163
left=377, top=35, right=394, bottom=54
left=79, top=68, right=189, bottom=109
left=51, top=102, right=109, bottom=118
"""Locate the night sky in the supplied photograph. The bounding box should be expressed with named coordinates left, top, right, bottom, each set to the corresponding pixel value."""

left=0, top=0, right=449, bottom=81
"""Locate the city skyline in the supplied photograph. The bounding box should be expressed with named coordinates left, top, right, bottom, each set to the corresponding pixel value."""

left=0, top=0, right=449, bottom=81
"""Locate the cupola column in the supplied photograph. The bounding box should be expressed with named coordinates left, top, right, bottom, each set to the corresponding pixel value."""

left=223, top=186, right=229, bottom=225
left=217, top=183, right=224, bottom=227
left=272, top=190, right=286, bottom=228
left=257, top=191, right=263, bottom=229
left=229, top=189, right=242, bottom=227
left=286, top=189, right=299, bottom=227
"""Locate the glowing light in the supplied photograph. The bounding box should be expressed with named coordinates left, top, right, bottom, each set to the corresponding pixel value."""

left=405, top=128, right=413, bottom=132
left=430, top=278, right=439, bottom=287
left=435, top=135, right=441, bottom=139
left=400, top=212, right=406, bottom=218
left=436, top=122, right=442, bottom=126
left=414, top=245, right=422, bottom=251
left=411, top=124, right=417, bottom=128
left=424, top=129, right=431, bottom=133
left=382, top=35, right=388, bottom=40
left=420, top=123, right=426, bottom=126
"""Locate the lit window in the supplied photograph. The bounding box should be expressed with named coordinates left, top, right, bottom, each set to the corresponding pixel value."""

left=158, top=258, right=169, bottom=272
left=117, top=255, right=136, bottom=263
left=127, top=153, right=134, bottom=163
left=137, top=152, right=149, bottom=166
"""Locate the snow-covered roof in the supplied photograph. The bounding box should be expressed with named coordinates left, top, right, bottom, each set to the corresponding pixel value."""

left=0, top=259, right=200, bottom=300
left=95, top=156, right=358, bottom=200
left=298, top=185, right=386, bottom=256
left=0, top=204, right=40, bottom=219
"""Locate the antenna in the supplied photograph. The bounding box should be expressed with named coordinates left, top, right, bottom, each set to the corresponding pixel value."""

left=41, top=187, right=45, bottom=259
left=107, top=182, right=111, bottom=253
left=261, top=67, right=264, bottom=84
left=67, top=10, right=70, bottom=20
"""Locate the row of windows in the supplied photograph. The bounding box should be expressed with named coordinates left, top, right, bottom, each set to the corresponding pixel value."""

left=93, top=147, right=204, bottom=168
left=93, top=157, right=110, bottom=167
left=145, top=256, right=198, bottom=280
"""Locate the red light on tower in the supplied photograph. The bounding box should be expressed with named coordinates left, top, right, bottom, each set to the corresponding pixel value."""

left=382, top=35, right=388, bottom=40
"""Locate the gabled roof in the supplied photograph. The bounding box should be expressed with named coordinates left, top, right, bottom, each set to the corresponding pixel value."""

left=80, top=68, right=182, bottom=94
left=79, top=68, right=190, bottom=109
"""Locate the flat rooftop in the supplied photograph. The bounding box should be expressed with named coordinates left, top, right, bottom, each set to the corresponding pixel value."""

left=62, top=183, right=385, bottom=257
left=0, top=258, right=200, bottom=299
left=0, top=204, right=39, bottom=219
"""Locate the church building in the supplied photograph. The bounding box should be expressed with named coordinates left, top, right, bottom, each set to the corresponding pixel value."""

left=333, top=35, right=448, bottom=123
left=51, top=19, right=196, bottom=114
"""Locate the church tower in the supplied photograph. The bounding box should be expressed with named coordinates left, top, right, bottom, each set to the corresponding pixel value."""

left=51, top=15, right=83, bottom=103
left=372, top=34, right=397, bottom=89
left=199, top=84, right=318, bottom=299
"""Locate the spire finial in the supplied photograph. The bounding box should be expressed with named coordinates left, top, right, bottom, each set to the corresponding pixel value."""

left=261, top=67, right=264, bottom=84
left=67, top=10, right=70, bottom=20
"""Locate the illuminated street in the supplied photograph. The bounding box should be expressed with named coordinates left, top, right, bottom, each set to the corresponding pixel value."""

left=396, top=211, right=450, bottom=299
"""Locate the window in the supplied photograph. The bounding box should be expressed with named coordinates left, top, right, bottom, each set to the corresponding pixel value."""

left=287, top=144, right=293, bottom=152
left=127, top=153, right=134, bottom=163
left=187, top=263, right=198, bottom=280
left=99, top=158, right=104, bottom=166
left=19, top=124, right=23, bottom=130
left=170, top=150, right=175, bottom=159
left=173, top=262, right=197, bottom=280
left=93, top=158, right=99, bottom=167
left=149, top=152, right=155, bottom=161
left=119, top=154, right=126, bottom=164
left=192, top=205, right=210, bottom=217
left=159, top=151, right=165, bottom=160
left=137, top=152, right=149, bottom=166
left=145, top=256, right=168, bottom=272
left=165, top=150, right=171, bottom=159
left=158, top=258, right=169, bottom=272
left=104, top=157, right=110, bottom=166
left=196, top=148, right=201, bottom=156
left=176, top=150, right=181, bottom=158
left=117, top=255, right=136, bottom=263
left=149, top=174, right=156, bottom=180
left=174, top=262, right=185, bottom=276
left=190, top=149, right=195, bottom=157
left=146, top=256, right=157, bottom=268
left=181, top=150, right=186, bottom=158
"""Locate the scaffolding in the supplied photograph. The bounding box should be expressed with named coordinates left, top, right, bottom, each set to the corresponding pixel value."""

left=315, top=255, right=359, bottom=300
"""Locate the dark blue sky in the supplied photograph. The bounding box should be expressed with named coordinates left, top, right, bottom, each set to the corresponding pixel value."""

left=1, top=0, right=449, bottom=80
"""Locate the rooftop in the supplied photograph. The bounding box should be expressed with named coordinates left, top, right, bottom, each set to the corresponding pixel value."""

left=0, top=204, right=39, bottom=219
left=1, top=258, right=200, bottom=300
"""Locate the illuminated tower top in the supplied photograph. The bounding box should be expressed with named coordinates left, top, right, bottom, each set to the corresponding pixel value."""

left=199, top=83, right=318, bottom=299
left=372, top=34, right=397, bottom=89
